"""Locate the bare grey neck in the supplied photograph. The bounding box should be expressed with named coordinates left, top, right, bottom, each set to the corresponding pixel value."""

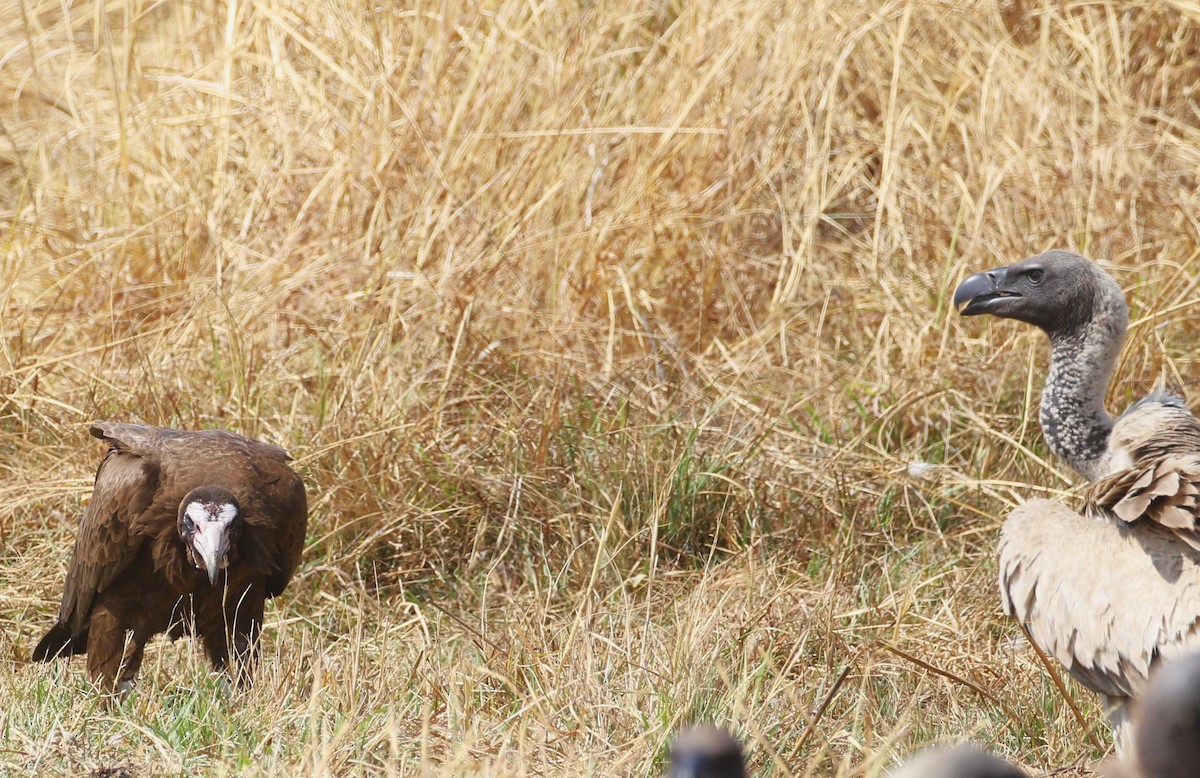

left=1040, top=294, right=1127, bottom=481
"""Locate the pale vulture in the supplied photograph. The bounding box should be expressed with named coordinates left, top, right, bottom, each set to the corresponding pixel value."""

left=887, top=745, right=1028, bottom=778
left=954, top=250, right=1200, bottom=751
left=1102, top=651, right=1200, bottom=777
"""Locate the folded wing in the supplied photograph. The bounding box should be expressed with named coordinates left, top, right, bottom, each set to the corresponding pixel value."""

left=1000, top=499, right=1200, bottom=701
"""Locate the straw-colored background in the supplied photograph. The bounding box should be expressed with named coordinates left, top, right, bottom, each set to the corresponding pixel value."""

left=4, top=0, right=1200, bottom=774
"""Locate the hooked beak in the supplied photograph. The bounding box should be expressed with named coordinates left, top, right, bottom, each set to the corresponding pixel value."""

left=953, top=267, right=1019, bottom=316
left=192, top=522, right=230, bottom=586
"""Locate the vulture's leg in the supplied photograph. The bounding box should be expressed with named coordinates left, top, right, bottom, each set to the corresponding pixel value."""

left=85, top=602, right=150, bottom=695
left=166, top=595, right=195, bottom=640
left=83, top=572, right=175, bottom=694
left=1102, top=694, right=1135, bottom=757
left=230, top=588, right=265, bottom=689
left=198, top=581, right=264, bottom=687
left=197, top=598, right=231, bottom=674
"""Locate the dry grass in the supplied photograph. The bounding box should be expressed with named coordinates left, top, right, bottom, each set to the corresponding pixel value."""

left=3, top=0, right=1200, bottom=774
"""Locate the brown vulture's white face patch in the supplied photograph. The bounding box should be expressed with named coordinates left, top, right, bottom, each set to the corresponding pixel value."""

left=184, top=501, right=239, bottom=585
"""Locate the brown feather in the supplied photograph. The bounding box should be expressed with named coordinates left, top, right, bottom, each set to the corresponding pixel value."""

left=59, top=450, right=158, bottom=636
left=1085, top=454, right=1200, bottom=550
left=33, top=422, right=307, bottom=693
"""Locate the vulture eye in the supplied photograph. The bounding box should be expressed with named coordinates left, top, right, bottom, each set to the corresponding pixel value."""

left=1027, top=268, right=1044, bottom=284
left=183, top=516, right=196, bottom=532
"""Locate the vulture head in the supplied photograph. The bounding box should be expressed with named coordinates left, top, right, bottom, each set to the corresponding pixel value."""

left=889, top=745, right=1028, bottom=778
left=177, top=486, right=242, bottom=586
left=953, top=250, right=1126, bottom=338
left=1133, top=652, right=1200, bottom=778
left=667, top=726, right=745, bottom=778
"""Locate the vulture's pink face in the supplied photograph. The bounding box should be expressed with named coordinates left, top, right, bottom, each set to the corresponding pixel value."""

left=179, top=494, right=241, bottom=586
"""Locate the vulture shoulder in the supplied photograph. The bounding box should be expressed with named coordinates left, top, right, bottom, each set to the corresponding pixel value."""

left=57, top=434, right=161, bottom=636
left=1084, top=398, right=1200, bottom=551
left=999, top=499, right=1200, bottom=699
left=90, top=420, right=292, bottom=464
left=1085, top=454, right=1200, bottom=551
left=258, top=466, right=307, bottom=597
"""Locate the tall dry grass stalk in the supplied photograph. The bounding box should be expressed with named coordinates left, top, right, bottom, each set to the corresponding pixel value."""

left=3, top=0, right=1200, bottom=774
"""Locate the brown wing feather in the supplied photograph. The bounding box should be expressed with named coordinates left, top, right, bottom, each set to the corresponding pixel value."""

left=1085, top=455, right=1200, bottom=552
left=58, top=445, right=159, bottom=635
left=1000, top=499, right=1200, bottom=700
left=1108, top=397, right=1200, bottom=465
left=89, top=421, right=165, bottom=455
left=66, top=423, right=303, bottom=614
left=90, top=420, right=291, bottom=464
left=260, top=468, right=307, bottom=597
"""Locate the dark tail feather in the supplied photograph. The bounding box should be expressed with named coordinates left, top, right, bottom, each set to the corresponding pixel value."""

left=33, top=623, right=85, bottom=661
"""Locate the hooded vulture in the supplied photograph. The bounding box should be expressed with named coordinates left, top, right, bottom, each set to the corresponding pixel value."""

left=666, top=726, right=745, bottom=778
left=32, top=422, right=307, bottom=694
left=954, top=250, right=1200, bottom=751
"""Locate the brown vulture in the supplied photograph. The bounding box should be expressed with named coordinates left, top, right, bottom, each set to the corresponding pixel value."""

left=954, top=251, right=1200, bottom=753
left=32, top=421, right=307, bottom=694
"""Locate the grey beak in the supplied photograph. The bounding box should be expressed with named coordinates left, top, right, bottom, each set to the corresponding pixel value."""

left=953, top=267, right=1008, bottom=314
left=193, top=522, right=230, bottom=586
